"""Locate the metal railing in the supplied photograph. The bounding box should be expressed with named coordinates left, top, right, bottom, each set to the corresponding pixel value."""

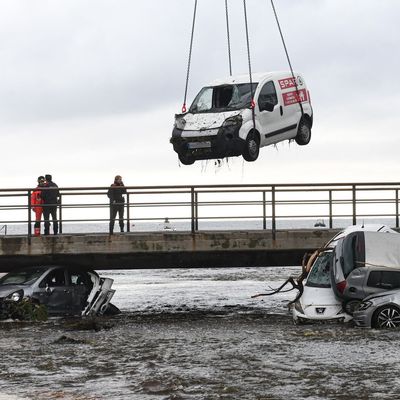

left=0, top=182, right=399, bottom=240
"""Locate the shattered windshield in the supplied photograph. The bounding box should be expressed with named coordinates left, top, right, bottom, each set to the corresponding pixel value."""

left=305, top=252, right=332, bottom=288
left=189, top=83, right=258, bottom=113
left=0, top=267, right=47, bottom=285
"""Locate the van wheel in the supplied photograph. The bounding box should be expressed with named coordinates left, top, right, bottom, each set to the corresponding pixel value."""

left=178, top=153, right=195, bottom=165
left=242, top=132, right=260, bottom=162
left=372, top=305, right=400, bottom=328
left=295, top=119, right=311, bottom=145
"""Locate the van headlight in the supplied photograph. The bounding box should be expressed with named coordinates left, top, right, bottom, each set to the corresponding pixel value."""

left=5, top=290, right=23, bottom=303
left=174, top=116, right=186, bottom=130
left=222, top=115, right=242, bottom=128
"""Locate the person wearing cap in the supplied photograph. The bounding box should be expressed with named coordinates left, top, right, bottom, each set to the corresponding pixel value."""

left=107, top=175, right=127, bottom=234
left=31, top=176, right=46, bottom=236
left=42, top=174, right=60, bottom=235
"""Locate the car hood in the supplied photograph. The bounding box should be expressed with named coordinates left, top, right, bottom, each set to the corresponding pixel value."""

left=180, top=110, right=242, bottom=131
left=0, top=285, right=25, bottom=298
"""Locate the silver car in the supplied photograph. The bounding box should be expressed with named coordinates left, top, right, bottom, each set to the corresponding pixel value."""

left=0, top=266, right=118, bottom=318
left=353, top=289, right=400, bottom=328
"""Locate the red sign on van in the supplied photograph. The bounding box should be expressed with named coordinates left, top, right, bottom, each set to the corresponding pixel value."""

left=282, top=89, right=308, bottom=106
left=278, top=77, right=296, bottom=90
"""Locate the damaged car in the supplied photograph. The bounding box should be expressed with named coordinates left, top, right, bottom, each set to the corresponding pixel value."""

left=0, top=266, right=119, bottom=319
left=170, top=71, right=313, bottom=165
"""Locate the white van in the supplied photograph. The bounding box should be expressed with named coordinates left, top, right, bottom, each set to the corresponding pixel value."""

left=170, top=71, right=313, bottom=165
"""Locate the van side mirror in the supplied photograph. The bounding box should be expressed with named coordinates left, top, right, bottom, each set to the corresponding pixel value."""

left=259, top=101, right=275, bottom=112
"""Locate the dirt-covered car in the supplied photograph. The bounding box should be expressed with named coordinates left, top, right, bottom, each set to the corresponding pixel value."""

left=0, top=266, right=119, bottom=318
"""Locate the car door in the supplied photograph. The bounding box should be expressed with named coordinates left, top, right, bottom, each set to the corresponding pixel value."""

left=68, top=270, right=92, bottom=315
left=257, top=80, right=295, bottom=146
left=33, top=268, right=72, bottom=315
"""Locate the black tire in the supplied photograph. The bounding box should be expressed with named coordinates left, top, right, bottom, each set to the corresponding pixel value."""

left=295, top=118, right=311, bottom=145
left=242, top=131, right=260, bottom=162
left=178, top=153, right=195, bottom=165
left=372, top=305, right=400, bottom=329
left=103, top=303, right=121, bottom=316
left=343, top=299, right=361, bottom=316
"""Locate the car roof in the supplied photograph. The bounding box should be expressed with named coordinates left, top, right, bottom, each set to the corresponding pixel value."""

left=207, top=71, right=299, bottom=86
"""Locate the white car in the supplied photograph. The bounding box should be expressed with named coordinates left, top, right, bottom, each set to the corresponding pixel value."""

left=292, top=224, right=396, bottom=323
left=171, top=71, right=313, bottom=164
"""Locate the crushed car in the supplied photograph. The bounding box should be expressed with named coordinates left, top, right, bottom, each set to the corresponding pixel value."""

left=170, top=71, right=313, bottom=165
left=0, top=266, right=119, bottom=320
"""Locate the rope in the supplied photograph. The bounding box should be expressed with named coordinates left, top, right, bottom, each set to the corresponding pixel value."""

left=270, top=0, right=304, bottom=116
left=242, top=0, right=256, bottom=129
left=225, top=0, right=233, bottom=76
left=182, top=0, right=198, bottom=114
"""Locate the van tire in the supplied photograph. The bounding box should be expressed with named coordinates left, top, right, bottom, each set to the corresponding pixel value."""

left=178, top=153, right=195, bottom=165
left=242, top=131, right=260, bottom=162
left=295, top=118, right=311, bottom=145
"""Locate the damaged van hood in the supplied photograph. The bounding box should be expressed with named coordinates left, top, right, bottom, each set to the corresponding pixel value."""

left=179, top=110, right=243, bottom=132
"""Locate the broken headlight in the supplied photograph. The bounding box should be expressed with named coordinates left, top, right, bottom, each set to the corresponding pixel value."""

left=357, top=301, right=372, bottom=311
left=5, top=290, right=23, bottom=303
left=174, top=116, right=187, bottom=130
left=294, top=301, right=304, bottom=314
left=222, top=115, right=242, bottom=128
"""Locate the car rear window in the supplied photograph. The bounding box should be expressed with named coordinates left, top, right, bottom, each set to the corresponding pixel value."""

left=305, top=252, right=332, bottom=288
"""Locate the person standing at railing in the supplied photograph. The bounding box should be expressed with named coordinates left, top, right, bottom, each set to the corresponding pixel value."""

left=107, top=175, right=127, bottom=234
left=31, top=176, right=46, bottom=236
left=42, top=174, right=60, bottom=235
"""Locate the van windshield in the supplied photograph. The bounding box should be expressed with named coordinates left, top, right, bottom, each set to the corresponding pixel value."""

left=305, top=252, right=332, bottom=288
left=189, top=83, right=258, bottom=113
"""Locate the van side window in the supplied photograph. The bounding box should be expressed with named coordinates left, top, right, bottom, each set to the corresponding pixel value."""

left=258, top=81, right=278, bottom=108
left=367, top=271, right=400, bottom=289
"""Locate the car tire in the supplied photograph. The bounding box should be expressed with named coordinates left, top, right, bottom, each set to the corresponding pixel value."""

left=343, top=299, right=361, bottom=316
left=103, top=302, right=121, bottom=316
left=178, top=153, right=195, bottom=165
left=295, top=118, right=311, bottom=145
left=371, top=305, right=400, bottom=329
left=242, top=131, right=260, bottom=162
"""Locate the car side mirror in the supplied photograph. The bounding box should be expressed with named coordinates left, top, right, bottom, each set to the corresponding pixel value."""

left=259, top=101, right=275, bottom=112
left=45, top=284, right=53, bottom=295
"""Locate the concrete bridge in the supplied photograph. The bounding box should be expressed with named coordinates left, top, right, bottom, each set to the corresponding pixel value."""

left=0, top=229, right=339, bottom=271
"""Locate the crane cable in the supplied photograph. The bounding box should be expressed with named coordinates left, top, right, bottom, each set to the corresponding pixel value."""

left=225, top=0, right=233, bottom=76
left=182, top=0, right=198, bottom=114
left=270, top=0, right=304, bottom=117
left=243, top=0, right=256, bottom=132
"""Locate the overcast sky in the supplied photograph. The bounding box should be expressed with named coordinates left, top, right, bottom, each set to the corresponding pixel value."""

left=1, top=0, right=399, bottom=189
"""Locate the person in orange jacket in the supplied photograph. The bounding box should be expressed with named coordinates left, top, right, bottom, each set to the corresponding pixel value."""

left=31, top=176, right=46, bottom=236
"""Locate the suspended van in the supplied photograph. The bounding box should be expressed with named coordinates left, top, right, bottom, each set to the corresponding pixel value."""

left=170, top=71, right=313, bottom=165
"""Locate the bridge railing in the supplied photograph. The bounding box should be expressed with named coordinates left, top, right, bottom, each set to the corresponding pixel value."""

left=0, top=182, right=399, bottom=238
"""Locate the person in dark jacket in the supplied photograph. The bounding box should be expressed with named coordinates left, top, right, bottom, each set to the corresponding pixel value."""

left=107, top=175, right=127, bottom=234
left=42, top=174, right=60, bottom=235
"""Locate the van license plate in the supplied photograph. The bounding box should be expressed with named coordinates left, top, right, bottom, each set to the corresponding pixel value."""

left=188, top=141, right=211, bottom=149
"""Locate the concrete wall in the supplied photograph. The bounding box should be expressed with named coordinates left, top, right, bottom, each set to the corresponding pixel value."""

left=0, top=229, right=340, bottom=271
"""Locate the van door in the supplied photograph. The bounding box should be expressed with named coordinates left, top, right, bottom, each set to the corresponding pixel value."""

left=256, top=80, right=292, bottom=146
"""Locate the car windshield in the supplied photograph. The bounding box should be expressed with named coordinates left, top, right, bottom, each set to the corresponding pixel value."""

left=305, top=252, right=332, bottom=288
left=0, top=267, right=47, bottom=285
left=189, top=83, right=258, bottom=113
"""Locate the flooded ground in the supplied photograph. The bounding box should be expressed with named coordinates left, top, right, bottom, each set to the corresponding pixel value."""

left=0, top=267, right=399, bottom=400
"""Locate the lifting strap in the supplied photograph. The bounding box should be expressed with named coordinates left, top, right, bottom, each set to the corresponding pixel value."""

left=225, top=0, right=233, bottom=76
left=270, top=0, right=304, bottom=117
left=182, top=0, right=198, bottom=114
left=243, top=0, right=256, bottom=131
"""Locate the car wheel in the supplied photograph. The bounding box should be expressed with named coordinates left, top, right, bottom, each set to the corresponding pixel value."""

left=178, top=153, right=195, bottom=165
left=242, top=131, right=260, bottom=162
left=372, top=305, right=400, bottom=328
left=295, top=118, right=311, bottom=145
left=343, top=299, right=361, bottom=316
